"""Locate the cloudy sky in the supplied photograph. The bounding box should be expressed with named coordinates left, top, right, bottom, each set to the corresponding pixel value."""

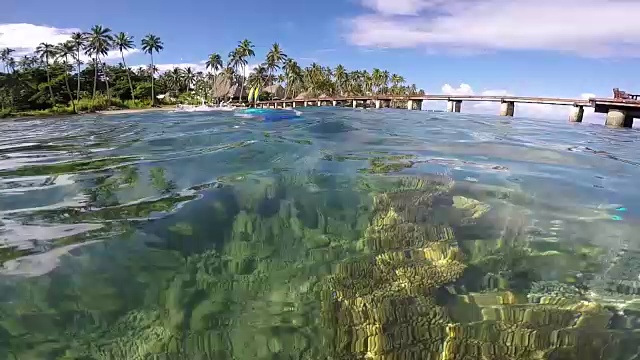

left=1, top=0, right=638, bottom=121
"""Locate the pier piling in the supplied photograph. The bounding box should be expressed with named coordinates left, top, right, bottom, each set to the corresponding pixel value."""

left=447, top=100, right=462, bottom=113
left=605, top=109, right=631, bottom=128
left=569, top=105, right=584, bottom=123
left=500, top=101, right=515, bottom=117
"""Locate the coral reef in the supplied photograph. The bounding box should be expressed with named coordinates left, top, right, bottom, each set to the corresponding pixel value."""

left=3, top=172, right=640, bottom=360
left=320, top=175, right=640, bottom=360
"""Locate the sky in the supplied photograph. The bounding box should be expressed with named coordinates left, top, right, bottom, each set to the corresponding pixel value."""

left=1, top=0, right=639, bottom=121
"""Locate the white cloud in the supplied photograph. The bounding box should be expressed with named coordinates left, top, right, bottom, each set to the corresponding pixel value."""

left=0, top=23, right=79, bottom=55
left=154, top=62, right=208, bottom=73
left=361, top=0, right=447, bottom=15
left=241, top=63, right=260, bottom=77
left=347, top=0, right=640, bottom=57
left=481, top=89, right=510, bottom=97
left=442, top=83, right=474, bottom=95
left=436, top=83, right=602, bottom=122
left=0, top=23, right=139, bottom=62
left=80, top=49, right=140, bottom=64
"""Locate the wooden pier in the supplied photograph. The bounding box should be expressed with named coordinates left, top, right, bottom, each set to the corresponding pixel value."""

left=255, top=95, right=640, bottom=128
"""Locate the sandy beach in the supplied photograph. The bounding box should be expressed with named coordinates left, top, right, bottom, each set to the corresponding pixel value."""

left=96, top=106, right=173, bottom=115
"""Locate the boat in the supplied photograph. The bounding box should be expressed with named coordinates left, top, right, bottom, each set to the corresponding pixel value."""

left=235, top=108, right=301, bottom=122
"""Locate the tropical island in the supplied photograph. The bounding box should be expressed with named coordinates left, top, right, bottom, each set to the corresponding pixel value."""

left=0, top=25, right=424, bottom=118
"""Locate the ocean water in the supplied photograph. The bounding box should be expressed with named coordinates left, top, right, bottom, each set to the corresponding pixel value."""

left=1, top=108, right=640, bottom=359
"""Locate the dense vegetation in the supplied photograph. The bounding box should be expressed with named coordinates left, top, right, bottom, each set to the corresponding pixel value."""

left=0, top=24, right=423, bottom=118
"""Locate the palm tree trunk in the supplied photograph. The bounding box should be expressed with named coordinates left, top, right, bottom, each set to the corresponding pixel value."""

left=150, top=53, right=155, bottom=106
left=92, top=56, right=98, bottom=103
left=104, top=62, right=111, bottom=106
left=45, top=70, right=54, bottom=104
left=8, top=70, right=15, bottom=109
left=45, top=57, right=55, bottom=105
left=240, top=65, right=246, bottom=104
left=76, top=49, right=81, bottom=102
left=63, top=57, right=76, bottom=113
left=212, top=74, right=216, bottom=104
left=121, top=52, right=135, bottom=101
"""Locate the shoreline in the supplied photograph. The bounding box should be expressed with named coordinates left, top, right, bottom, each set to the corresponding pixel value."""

left=95, top=106, right=173, bottom=116
left=3, top=106, right=174, bottom=121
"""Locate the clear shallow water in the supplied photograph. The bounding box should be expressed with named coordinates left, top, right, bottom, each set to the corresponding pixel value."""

left=1, top=109, right=640, bottom=359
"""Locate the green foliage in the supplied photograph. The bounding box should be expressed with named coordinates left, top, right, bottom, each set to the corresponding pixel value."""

left=0, top=108, right=13, bottom=118
left=1, top=34, right=424, bottom=115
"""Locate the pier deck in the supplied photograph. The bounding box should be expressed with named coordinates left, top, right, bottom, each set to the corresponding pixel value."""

left=255, top=95, right=640, bottom=128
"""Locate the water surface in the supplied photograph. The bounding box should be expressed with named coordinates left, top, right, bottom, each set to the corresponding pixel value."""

left=1, top=108, right=640, bottom=359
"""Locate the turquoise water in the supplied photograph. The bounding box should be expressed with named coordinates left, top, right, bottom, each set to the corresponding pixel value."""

left=1, top=108, right=640, bottom=359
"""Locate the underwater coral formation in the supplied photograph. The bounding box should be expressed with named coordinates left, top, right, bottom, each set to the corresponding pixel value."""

left=321, top=175, right=640, bottom=360
left=2, top=172, right=640, bottom=360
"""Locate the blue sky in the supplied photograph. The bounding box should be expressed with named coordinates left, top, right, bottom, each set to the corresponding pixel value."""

left=2, top=0, right=639, bottom=119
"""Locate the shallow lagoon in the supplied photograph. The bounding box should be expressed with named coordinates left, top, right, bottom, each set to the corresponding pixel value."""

left=1, top=108, right=640, bottom=359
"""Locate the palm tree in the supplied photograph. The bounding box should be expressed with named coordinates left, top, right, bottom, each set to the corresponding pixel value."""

left=0, top=48, right=16, bottom=107
left=193, top=71, right=207, bottom=102
left=382, top=70, right=390, bottom=94
left=17, top=55, right=32, bottom=70
left=70, top=32, right=85, bottom=102
left=184, top=67, right=195, bottom=92
left=0, top=48, right=15, bottom=74
left=56, top=41, right=77, bottom=112
left=85, top=25, right=114, bottom=103
left=205, top=53, right=223, bottom=102
left=247, top=65, right=268, bottom=89
left=205, top=53, right=223, bottom=75
left=221, top=66, right=236, bottom=102
left=334, top=65, right=347, bottom=96
left=113, top=32, right=136, bottom=101
left=35, top=43, right=56, bottom=104
left=265, top=43, right=287, bottom=87
left=371, top=68, right=384, bottom=95
left=227, top=49, right=244, bottom=101
left=141, top=34, right=163, bottom=106
left=390, top=74, right=405, bottom=96
left=235, top=39, right=255, bottom=103
left=167, top=67, right=183, bottom=95
left=282, top=58, right=295, bottom=99
left=362, top=70, right=373, bottom=95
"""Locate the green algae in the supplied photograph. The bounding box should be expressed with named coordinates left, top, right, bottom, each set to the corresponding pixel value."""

left=149, top=167, right=176, bottom=194
left=0, top=156, right=140, bottom=177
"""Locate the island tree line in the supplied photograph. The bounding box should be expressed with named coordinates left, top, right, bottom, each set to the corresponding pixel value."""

left=0, top=25, right=424, bottom=116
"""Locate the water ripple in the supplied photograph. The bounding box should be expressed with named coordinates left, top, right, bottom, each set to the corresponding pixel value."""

left=1, top=108, right=640, bottom=358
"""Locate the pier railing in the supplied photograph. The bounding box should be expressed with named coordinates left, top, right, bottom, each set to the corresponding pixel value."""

left=254, top=95, right=640, bottom=128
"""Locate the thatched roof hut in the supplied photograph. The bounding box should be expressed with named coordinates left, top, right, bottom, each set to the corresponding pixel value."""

left=263, top=84, right=285, bottom=99
left=228, top=84, right=248, bottom=99
left=211, top=77, right=247, bottom=99
left=295, top=92, right=311, bottom=100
